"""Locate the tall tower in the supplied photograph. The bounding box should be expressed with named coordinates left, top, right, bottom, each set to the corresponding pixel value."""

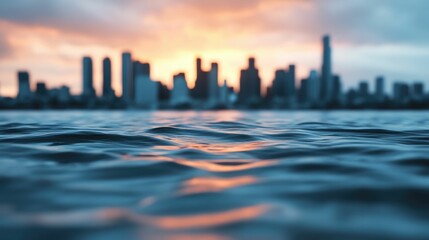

left=171, top=73, right=190, bottom=106
left=122, top=52, right=133, bottom=104
left=208, top=62, right=219, bottom=104
left=82, top=56, right=95, bottom=97
left=103, top=57, right=113, bottom=98
left=17, top=71, right=31, bottom=100
left=238, top=57, right=261, bottom=105
left=307, top=70, right=319, bottom=103
left=193, top=58, right=209, bottom=100
left=320, top=35, right=333, bottom=102
left=375, top=76, right=385, bottom=101
left=286, top=64, right=296, bottom=100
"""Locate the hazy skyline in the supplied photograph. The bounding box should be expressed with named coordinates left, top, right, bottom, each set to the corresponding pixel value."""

left=0, top=0, right=429, bottom=97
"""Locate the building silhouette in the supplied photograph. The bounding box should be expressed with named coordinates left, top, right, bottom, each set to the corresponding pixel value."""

left=272, top=69, right=287, bottom=99
left=286, top=64, right=296, bottom=102
left=307, top=70, right=319, bottom=104
left=171, top=73, right=190, bottom=106
left=82, top=57, right=95, bottom=97
left=122, top=52, right=133, bottom=104
left=412, top=82, right=424, bottom=100
left=332, top=75, right=342, bottom=103
left=135, top=75, right=158, bottom=108
left=219, top=80, right=230, bottom=106
left=375, top=76, right=385, bottom=102
left=239, top=57, right=261, bottom=106
left=132, top=61, right=151, bottom=102
left=393, top=82, right=410, bottom=104
left=320, top=35, right=333, bottom=102
left=103, top=57, right=114, bottom=98
left=4, top=35, right=429, bottom=110
left=35, top=82, right=47, bottom=97
left=208, top=62, right=219, bottom=105
left=192, top=58, right=209, bottom=100
left=17, top=71, right=31, bottom=100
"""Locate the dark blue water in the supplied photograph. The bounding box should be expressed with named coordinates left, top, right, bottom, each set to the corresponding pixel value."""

left=1, top=111, right=429, bottom=240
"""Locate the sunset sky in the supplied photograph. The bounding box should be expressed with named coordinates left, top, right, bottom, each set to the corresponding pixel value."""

left=0, top=0, right=428, bottom=97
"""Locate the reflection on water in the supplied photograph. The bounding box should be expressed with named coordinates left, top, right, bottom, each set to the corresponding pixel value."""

left=1, top=111, right=429, bottom=240
left=181, top=176, right=259, bottom=195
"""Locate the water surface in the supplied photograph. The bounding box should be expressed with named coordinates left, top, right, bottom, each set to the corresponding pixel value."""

left=1, top=111, right=429, bottom=240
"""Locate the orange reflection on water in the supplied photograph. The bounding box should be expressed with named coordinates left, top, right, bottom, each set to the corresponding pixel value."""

left=153, top=141, right=266, bottom=154
left=175, top=159, right=277, bottom=172
left=98, top=205, right=269, bottom=229
left=123, top=155, right=277, bottom=173
left=181, top=176, right=258, bottom=195
left=20, top=204, right=269, bottom=233
left=148, top=233, right=231, bottom=240
left=136, top=204, right=269, bottom=230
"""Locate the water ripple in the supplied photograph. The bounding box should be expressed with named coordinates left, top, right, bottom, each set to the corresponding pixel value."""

left=0, top=111, right=429, bottom=240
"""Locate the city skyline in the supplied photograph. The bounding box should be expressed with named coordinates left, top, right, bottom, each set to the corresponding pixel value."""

left=3, top=34, right=428, bottom=110
left=1, top=0, right=429, bottom=96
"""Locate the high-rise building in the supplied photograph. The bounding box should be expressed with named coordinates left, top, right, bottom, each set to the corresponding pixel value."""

left=58, top=86, right=71, bottom=103
left=393, top=82, right=410, bottom=103
left=238, top=57, right=261, bottom=105
left=307, top=70, right=319, bottom=104
left=17, top=71, right=31, bottom=100
left=298, top=78, right=309, bottom=104
left=157, top=82, right=170, bottom=102
left=272, top=70, right=287, bottom=98
left=412, top=82, right=424, bottom=99
left=193, top=58, right=209, bottom=100
left=82, top=57, right=95, bottom=97
left=375, top=76, right=385, bottom=101
left=132, top=61, right=151, bottom=101
left=332, top=75, right=342, bottom=102
left=219, top=80, right=229, bottom=106
left=103, top=57, right=113, bottom=98
left=320, top=35, right=333, bottom=102
left=122, top=52, right=133, bottom=103
left=358, top=81, right=369, bottom=99
left=208, top=62, right=219, bottom=104
left=171, top=73, right=190, bottom=106
left=35, top=82, right=47, bottom=96
left=134, top=75, right=158, bottom=108
left=286, top=64, right=296, bottom=100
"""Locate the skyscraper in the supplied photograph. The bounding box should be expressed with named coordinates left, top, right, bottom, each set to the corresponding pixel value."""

left=171, top=73, right=190, bottom=106
left=375, top=76, right=385, bottom=101
left=103, top=57, right=113, bottom=98
left=122, top=52, right=133, bottom=104
left=82, top=57, right=95, bottom=97
left=17, top=71, right=31, bottom=100
left=412, top=82, right=424, bottom=100
left=193, top=58, right=209, bottom=100
left=272, top=70, right=287, bottom=98
left=134, top=75, right=158, bottom=108
left=238, top=57, right=261, bottom=105
left=286, top=64, right=296, bottom=100
left=320, top=35, right=333, bottom=102
left=332, top=75, right=342, bottom=103
left=132, top=61, right=151, bottom=102
left=219, top=80, right=229, bottom=106
left=358, top=81, right=369, bottom=99
left=307, top=70, right=319, bottom=104
left=35, top=82, right=47, bottom=96
left=393, top=82, right=410, bottom=103
left=208, top=62, right=219, bottom=104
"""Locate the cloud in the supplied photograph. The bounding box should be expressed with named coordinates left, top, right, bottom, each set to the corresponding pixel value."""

left=0, top=0, right=429, bottom=97
left=1, top=0, right=428, bottom=47
left=0, top=31, right=11, bottom=58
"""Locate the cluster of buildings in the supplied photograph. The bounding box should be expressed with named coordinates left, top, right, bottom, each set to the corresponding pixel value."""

left=1, top=35, right=429, bottom=110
